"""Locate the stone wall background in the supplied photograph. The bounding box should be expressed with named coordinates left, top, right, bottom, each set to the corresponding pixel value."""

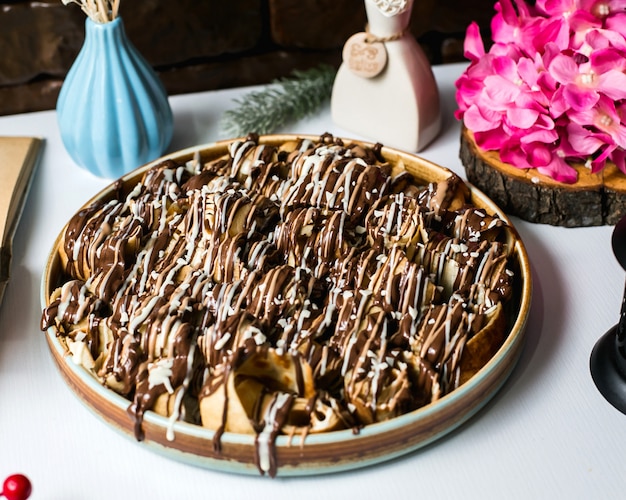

left=0, top=0, right=496, bottom=116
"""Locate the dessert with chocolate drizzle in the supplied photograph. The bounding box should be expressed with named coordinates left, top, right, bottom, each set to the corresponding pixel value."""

left=42, top=133, right=517, bottom=476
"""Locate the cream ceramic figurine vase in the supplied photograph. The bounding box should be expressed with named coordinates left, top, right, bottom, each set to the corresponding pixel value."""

left=331, top=0, right=441, bottom=152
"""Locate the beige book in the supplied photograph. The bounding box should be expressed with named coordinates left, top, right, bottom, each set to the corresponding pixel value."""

left=0, top=136, right=44, bottom=305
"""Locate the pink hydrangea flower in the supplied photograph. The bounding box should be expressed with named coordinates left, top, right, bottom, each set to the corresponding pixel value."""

left=456, top=0, right=626, bottom=183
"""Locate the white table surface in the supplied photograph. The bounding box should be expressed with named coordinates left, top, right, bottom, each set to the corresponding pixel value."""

left=1, top=62, right=624, bottom=499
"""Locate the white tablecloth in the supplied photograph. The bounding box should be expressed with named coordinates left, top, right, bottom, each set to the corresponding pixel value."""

left=1, top=63, right=624, bottom=499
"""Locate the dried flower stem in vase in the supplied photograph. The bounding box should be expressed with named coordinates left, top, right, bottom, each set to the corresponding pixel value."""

left=62, top=0, right=120, bottom=23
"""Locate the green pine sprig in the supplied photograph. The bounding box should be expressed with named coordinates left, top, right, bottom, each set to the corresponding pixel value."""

left=219, top=64, right=337, bottom=138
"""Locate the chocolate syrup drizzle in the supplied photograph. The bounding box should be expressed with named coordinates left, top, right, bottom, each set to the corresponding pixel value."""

left=42, top=134, right=515, bottom=476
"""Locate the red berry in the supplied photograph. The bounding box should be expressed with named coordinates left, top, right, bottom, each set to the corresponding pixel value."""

left=2, top=474, right=32, bottom=500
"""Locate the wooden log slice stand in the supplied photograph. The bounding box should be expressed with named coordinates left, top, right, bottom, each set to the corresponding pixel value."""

left=460, top=126, right=626, bottom=227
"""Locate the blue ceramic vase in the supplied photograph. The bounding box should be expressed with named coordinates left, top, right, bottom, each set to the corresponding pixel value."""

left=57, top=17, right=173, bottom=179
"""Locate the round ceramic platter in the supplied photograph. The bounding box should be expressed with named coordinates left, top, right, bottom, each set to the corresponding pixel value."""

left=41, top=134, right=532, bottom=477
